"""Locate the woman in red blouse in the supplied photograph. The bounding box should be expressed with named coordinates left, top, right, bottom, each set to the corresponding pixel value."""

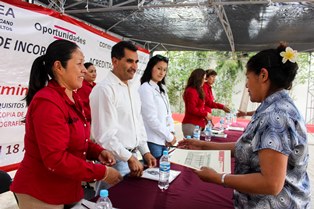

left=182, top=68, right=212, bottom=137
left=11, top=40, right=122, bottom=209
left=203, top=69, right=230, bottom=113
left=77, top=62, right=97, bottom=123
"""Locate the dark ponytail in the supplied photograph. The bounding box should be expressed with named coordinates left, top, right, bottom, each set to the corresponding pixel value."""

left=25, top=55, right=49, bottom=106
left=24, top=40, right=79, bottom=106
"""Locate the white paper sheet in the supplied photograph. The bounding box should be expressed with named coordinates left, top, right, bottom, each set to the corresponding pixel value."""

left=169, top=149, right=231, bottom=173
left=211, top=133, right=227, bottom=138
left=226, top=126, right=245, bottom=131
left=71, top=198, right=119, bottom=209
left=141, top=167, right=181, bottom=183
left=211, top=128, right=224, bottom=135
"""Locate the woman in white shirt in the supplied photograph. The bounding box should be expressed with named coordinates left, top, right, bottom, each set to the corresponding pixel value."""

left=139, top=55, right=176, bottom=158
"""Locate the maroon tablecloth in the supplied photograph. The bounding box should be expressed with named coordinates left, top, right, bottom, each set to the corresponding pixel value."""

left=108, top=130, right=244, bottom=209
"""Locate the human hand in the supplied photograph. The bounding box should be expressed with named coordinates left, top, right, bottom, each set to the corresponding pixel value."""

left=177, top=139, right=204, bottom=150
left=143, top=152, right=157, bottom=168
left=236, top=110, right=246, bottom=117
left=223, top=106, right=231, bottom=113
left=127, top=155, right=144, bottom=177
left=194, top=166, right=219, bottom=184
left=208, top=119, right=214, bottom=127
left=206, top=112, right=212, bottom=122
left=165, top=135, right=177, bottom=147
left=98, top=150, right=116, bottom=166
left=102, top=166, right=123, bottom=186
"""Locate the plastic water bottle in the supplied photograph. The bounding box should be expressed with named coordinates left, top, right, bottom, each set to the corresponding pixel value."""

left=225, top=113, right=231, bottom=129
left=193, top=125, right=201, bottom=140
left=95, top=189, right=112, bottom=209
left=232, top=111, right=237, bottom=123
left=158, top=150, right=170, bottom=191
left=204, top=122, right=212, bottom=141
left=219, top=118, right=225, bottom=131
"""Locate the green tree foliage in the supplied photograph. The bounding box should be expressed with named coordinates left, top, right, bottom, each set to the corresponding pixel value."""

left=295, top=53, right=311, bottom=85
left=287, top=52, right=313, bottom=101
left=211, top=52, right=245, bottom=116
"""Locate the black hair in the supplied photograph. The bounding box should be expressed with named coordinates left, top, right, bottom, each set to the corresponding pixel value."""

left=111, top=41, right=138, bottom=59
left=246, top=43, right=298, bottom=91
left=205, top=69, right=217, bottom=78
left=185, top=68, right=206, bottom=100
left=84, top=62, right=94, bottom=69
left=140, top=55, right=169, bottom=93
left=24, top=39, right=79, bottom=106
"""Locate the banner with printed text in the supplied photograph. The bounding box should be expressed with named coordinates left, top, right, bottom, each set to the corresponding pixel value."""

left=0, top=0, right=150, bottom=171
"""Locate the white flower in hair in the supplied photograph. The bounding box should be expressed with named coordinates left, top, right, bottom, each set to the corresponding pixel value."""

left=280, top=47, right=298, bottom=64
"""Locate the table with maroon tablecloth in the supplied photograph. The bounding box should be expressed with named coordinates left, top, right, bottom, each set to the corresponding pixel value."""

left=108, top=127, right=245, bottom=209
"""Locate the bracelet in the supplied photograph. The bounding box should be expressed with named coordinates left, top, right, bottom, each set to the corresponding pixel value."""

left=221, top=173, right=228, bottom=187
left=103, top=166, right=109, bottom=181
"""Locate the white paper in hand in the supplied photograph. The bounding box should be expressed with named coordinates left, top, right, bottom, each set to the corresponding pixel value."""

left=169, top=149, right=231, bottom=173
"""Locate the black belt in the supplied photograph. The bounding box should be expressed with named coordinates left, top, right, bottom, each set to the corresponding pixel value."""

left=126, top=147, right=138, bottom=153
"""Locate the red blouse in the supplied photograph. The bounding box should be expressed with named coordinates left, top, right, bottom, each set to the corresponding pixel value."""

left=11, top=80, right=106, bottom=204
left=182, top=87, right=210, bottom=128
left=77, top=80, right=96, bottom=122
left=203, top=82, right=224, bottom=113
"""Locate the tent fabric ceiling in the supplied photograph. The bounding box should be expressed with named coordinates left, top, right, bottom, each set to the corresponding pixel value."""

left=34, top=0, right=314, bottom=52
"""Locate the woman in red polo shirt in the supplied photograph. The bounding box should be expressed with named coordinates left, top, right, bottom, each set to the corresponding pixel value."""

left=77, top=62, right=97, bottom=123
left=11, top=40, right=122, bottom=209
left=203, top=69, right=230, bottom=114
left=182, top=68, right=212, bottom=137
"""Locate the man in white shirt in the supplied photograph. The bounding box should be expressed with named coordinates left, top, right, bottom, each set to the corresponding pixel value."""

left=90, top=41, right=156, bottom=195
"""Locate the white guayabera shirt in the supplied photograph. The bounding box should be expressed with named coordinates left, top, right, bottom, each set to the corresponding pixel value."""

left=90, top=71, right=150, bottom=161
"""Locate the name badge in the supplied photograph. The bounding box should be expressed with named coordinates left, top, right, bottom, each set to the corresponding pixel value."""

left=166, top=115, right=172, bottom=127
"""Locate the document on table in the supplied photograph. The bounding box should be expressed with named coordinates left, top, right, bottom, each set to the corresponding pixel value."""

left=71, top=199, right=119, bottom=209
left=211, top=133, right=227, bottom=138
left=209, top=128, right=227, bottom=138
left=169, top=149, right=231, bottom=173
left=226, top=126, right=245, bottom=131
left=141, top=167, right=181, bottom=183
left=211, top=128, right=224, bottom=135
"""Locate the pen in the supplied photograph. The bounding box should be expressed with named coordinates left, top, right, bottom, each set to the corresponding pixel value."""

left=81, top=203, right=90, bottom=209
left=168, top=147, right=176, bottom=154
